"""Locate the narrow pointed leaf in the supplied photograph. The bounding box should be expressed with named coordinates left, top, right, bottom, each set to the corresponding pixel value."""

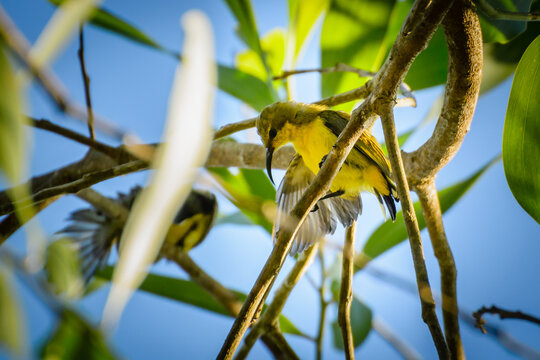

left=94, top=268, right=303, bottom=336
left=224, top=0, right=264, bottom=60
left=288, top=0, right=329, bottom=63
left=502, top=35, right=540, bottom=224
left=356, top=156, right=500, bottom=269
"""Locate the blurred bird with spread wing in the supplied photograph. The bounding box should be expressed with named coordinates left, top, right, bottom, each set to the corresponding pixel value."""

left=256, top=101, right=399, bottom=253
left=59, top=186, right=217, bottom=282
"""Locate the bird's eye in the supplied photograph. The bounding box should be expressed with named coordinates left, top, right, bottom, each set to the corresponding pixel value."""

left=269, top=128, right=277, bottom=139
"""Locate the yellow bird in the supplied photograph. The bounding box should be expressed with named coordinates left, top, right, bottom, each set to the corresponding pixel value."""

left=257, top=101, right=399, bottom=253
left=59, top=186, right=217, bottom=282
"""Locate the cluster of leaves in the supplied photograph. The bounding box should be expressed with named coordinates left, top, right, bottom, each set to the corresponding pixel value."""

left=0, top=0, right=538, bottom=358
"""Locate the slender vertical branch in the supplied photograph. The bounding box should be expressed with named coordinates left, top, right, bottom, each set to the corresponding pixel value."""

left=338, top=223, right=356, bottom=360
left=235, top=243, right=318, bottom=360
left=377, top=105, right=449, bottom=359
left=416, top=180, right=463, bottom=359
left=315, top=246, right=328, bottom=360
left=77, top=25, right=95, bottom=140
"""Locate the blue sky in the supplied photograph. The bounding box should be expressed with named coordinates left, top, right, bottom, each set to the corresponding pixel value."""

left=1, top=0, right=539, bottom=359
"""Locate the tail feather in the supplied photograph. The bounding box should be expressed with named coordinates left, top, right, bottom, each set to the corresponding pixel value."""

left=383, top=194, right=397, bottom=221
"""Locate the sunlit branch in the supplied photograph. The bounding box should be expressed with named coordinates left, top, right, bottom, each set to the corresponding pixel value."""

left=338, top=223, right=356, bottom=360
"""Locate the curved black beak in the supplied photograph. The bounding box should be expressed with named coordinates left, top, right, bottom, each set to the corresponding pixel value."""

left=266, top=146, right=275, bottom=185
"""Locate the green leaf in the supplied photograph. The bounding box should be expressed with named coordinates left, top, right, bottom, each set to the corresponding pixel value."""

left=321, top=0, right=396, bottom=111
left=224, top=0, right=264, bottom=60
left=94, top=267, right=303, bottom=336
left=0, top=268, right=24, bottom=356
left=357, top=156, right=500, bottom=269
left=45, top=238, right=84, bottom=299
left=217, top=65, right=278, bottom=111
left=405, top=27, right=449, bottom=90
left=209, top=167, right=275, bottom=232
left=478, top=0, right=532, bottom=43
left=0, top=42, right=25, bottom=184
left=503, top=35, right=540, bottom=224
left=48, top=0, right=169, bottom=53
left=40, top=310, right=117, bottom=360
left=331, top=295, right=372, bottom=349
left=288, top=0, right=329, bottom=63
left=481, top=1, right=540, bottom=93
left=236, top=28, right=286, bottom=81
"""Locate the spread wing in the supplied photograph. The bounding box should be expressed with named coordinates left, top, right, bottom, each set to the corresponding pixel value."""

left=274, top=154, right=336, bottom=254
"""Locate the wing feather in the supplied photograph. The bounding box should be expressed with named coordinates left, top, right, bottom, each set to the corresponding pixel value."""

left=273, top=154, right=336, bottom=254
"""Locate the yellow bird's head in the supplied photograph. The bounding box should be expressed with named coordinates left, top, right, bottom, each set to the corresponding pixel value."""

left=257, top=101, right=326, bottom=183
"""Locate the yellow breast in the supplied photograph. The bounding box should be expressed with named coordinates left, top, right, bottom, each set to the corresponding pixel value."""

left=290, top=118, right=389, bottom=197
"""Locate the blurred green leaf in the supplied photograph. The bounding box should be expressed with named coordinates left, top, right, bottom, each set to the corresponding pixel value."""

left=288, top=0, right=329, bottom=63
left=331, top=295, right=372, bottom=349
left=225, top=0, right=265, bottom=60
left=0, top=42, right=25, bottom=184
left=236, top=28, right=286, bottom=81
left=0, top=268, right=24, bottom=356
left=478, top=0, right=532, bottom=43
left=321, top=0, right=396, bottom=111
left=357, top=156, right=500, bottom=269
left=405, top=27, right=448, bottom=90
left=94, top=267, right=303, bottom=336
left=502, top=35, right=540, bottom=224
left=481, top=1, right=540, bottom=93
left=45, top=238, right=84, bottom=298
left=217, top=65, right=278, bottom=111
left=209, top=168, right=275, bottom=232
left=40, top=310, right=116, bottom=360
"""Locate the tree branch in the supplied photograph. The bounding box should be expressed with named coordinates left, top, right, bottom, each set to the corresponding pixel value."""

left=473, top=306, right=540, bottom=334
left=235, top=243, right=318, bottom=360
left=0, top=5, right=125, bottom=139
left=378, top=105, right=449, bottom=359
left=416, top=180, right=463, bottom=359
left=364, top=266, right=540, bottom=359
left=77, top=25, right=95, bottom=140
left=315, top=246, right=328, bottom=360
left=403, top=0, right=483, bottom=187
left=338, top=223, right=356, bottom=360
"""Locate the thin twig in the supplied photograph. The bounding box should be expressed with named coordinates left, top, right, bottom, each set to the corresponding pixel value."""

left=29, top=117, right=127, bottom=160
left=338, top=223, right=356, bottom=360
left=372, top=317, right=422, bottom=360
left=364, top=266, right=540, bottom=359
left=416, top=180, right=463, bottom=359
left=214, top=118, right=257, bottom=140
left=0, top=6, right=125, bottom=139
left=77, top=25, right=95, bottom=140
left=475, top=0, right=540, bottom=21
left=473, top=306, right=540, bottom=334
left=377, top=105, right=449, bottom=359
left=315, top=246, right=328, bottom=360
left=235, top=243, right=318, bottom=359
